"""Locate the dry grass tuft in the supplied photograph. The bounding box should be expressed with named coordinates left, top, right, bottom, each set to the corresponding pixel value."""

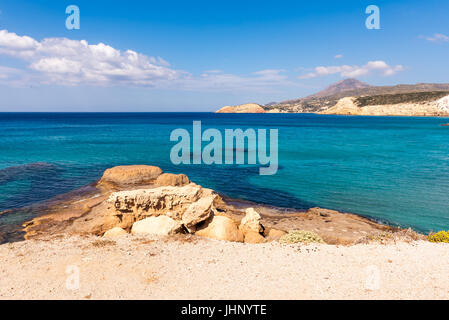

left=356, top=228, right=425, bottom=244
left=279, top=230, right=324, bottom=244
left=91, top=239, right=116, bottom=247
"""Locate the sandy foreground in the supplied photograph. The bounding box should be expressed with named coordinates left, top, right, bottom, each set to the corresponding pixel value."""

left=0, top=234, right=448, bottom=300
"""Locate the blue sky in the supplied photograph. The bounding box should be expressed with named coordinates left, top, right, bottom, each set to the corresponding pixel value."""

left=0, top=0, right=447, bottom=111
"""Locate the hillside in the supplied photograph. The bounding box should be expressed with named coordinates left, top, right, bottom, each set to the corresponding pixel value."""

left=263, top=79, right=449, bottom=116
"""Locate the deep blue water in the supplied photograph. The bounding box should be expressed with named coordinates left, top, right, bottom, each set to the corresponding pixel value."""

left=0, top=112, right=448, bottom=233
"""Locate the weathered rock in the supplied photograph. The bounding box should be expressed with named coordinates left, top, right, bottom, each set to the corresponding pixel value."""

left=103, top=227, right=127, bottom=238
left=244, top=231, right=265, bottom=244
left=155, top=173, right=190, bottom=186
left=67, top=200, right=135, bottom=235
left=131, top=216, right=182, bottom=236
left=216, top=103, right=266, bottom=113
left=98, top=165, right=163, bottom=187
left=196, top=215, right=244, bottom=242
left=266, top=228, right=287, bottom=241
left=109, top=185, right=207, bottom=219
left=182, top=195, right=216, bottom=232
left=239, top=208, right=263, bottom=234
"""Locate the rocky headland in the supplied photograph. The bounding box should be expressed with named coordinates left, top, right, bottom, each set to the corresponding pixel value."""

left=216, top=79, right=449, bottom=117
left=215, top=103, right=266, bottom=113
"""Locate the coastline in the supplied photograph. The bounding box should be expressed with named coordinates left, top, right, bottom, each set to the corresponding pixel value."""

left=1, top=165, right=447, bottom=300
left=3, top=165, right=423, bottom=245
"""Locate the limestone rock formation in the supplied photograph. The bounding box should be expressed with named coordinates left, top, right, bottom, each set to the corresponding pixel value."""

left=182, top=195, right=216, bottom=232
left=195, top=215, right=244, bottom=242
left=67, top=183, right=217, bottom=236
left=320, top=95, right=449, bottom=116
left=131, top=216, right=182, bottom=236
left=216, top=103, right=266, bottom=113
left=243, top=231, right=266, bottom=244
left=103, top=227, right=127, bottom=238
left=266, top=228, right=287, bottom=241
left=109, top=185, right=214, bottom=222
left=98, top=165, right=162, bottom=188
left=239, top=208, right=263, bottom=234
left=436, top=95, right=449, bottom=113
left=155, top=173, right=190, bottom=186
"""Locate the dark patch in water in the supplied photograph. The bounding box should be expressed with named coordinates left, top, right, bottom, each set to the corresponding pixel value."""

left=0, top=162, right=57, bottom=185
left=0, top=182, right=99, bottom=244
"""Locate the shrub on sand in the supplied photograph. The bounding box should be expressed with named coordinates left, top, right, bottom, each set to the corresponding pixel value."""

left=279, top=230, right=324, bottom=244
left=428, top=231, right=449, bottom=243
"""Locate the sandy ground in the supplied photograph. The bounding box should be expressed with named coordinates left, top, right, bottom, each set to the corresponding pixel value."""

left=0, top=234, right=448, bottom=300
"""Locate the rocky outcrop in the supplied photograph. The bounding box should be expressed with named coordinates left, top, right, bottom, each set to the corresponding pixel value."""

left=182, top=195, right=216, bottom=232
left=195, top=215, right=244, bottom=242
left=216, top=103, right=266, bottom=113
left=243, top=231, right=265, bottom=243
left=131, top=216, right=182, bottom=236
left=110, top=185, right=215, bottom=222
left=239, top=208, right=264, bottom=234
left=98, top=165, right=162, bottom=188
left=22, top=165, right=410, bottom=245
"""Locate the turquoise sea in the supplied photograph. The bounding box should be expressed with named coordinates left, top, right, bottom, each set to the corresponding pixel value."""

left=0, top=112, right=448, bottom=239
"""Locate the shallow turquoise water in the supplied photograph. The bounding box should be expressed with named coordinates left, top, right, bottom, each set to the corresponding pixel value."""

left=0, top=112, right=448, bottom=233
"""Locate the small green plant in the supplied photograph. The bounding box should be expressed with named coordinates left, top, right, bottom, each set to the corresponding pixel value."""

left=279, top=230, right=324, bottom=244
left=428, top=231, right=449, bottom=243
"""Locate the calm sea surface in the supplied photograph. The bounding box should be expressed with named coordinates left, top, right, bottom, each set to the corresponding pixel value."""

left=0, top=112, right=448, bottom=234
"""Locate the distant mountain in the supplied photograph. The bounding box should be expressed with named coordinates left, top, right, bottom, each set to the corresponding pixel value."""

left=263, top=79, right=449, bottom=115
left=307, top=78, right=372, bottom=98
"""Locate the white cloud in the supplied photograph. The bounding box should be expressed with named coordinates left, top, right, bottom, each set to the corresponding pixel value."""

left=422, top=33, right=449, bottom=43
left=299, top=61, right=404, bottom=79
left=0, top=29, right=302, bottom=92
left=180, top=69, right=295, bottom=92
left=0, top=29, right=406, bottom=92
left=0, top=29, right=299, bottom=92
left=0, top=29, right=181, bottom=86
left=334, top=54, right=343, bottom=59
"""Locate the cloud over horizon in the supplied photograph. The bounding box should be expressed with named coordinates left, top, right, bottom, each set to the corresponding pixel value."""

left=0, top=29, right=301, bottom=92
left=299, top=61, right=404, bottom=79
left=0, top=29, right=181, bottom=87
left=0, top=29, right=404, bottom=93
